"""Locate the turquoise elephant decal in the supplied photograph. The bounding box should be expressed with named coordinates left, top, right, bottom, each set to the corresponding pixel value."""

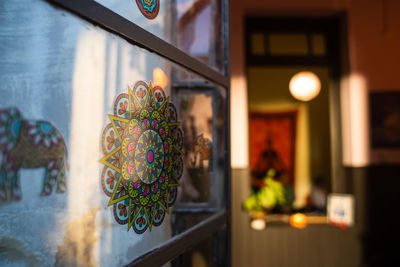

left=0, top=107, right=68, bottom=201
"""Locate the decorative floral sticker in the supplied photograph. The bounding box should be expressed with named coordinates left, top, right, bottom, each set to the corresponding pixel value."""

left=100, top=81, right=183, bottom=234
left=135, top=0, right=160, bottom=20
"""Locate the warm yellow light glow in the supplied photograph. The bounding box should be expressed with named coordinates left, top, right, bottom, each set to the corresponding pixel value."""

left=70, top=30, right=107, bottom=262
left=341, top=74, right=370, bottom=166
left=290, top=213, right=308, bottom=229
left=153, top=67, right=168, bottom=88
left=289, top=71, right=321, bottom=101
left=250, top=218, right=266, bottom=231
left=230, top=75, right=249, bottom=168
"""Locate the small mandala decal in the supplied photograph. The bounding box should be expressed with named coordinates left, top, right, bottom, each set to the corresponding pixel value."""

left=100, top=81, right=183, bottom=234
left=136, top=0, right=160, bottom=20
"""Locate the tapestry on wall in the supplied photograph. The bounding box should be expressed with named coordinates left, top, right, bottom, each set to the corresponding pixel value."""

left=249, top=111, right=297, bottom=189
left=100, top=80, right=183, bottom=234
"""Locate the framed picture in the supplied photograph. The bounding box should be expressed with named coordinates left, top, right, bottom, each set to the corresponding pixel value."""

left=327, top=193, right=355, bottom=228
left=249, top=111, right=297, bottom=188
left=370, top=92, right=400, bottom=164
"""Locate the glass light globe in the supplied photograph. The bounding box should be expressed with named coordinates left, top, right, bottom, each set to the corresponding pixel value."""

left=153, top=67, right=168, bottom=88
left=250, top=218, right=266, bottom=230
left=290, top=213, right=308, bottom=229
left=289, top=71, right=321, bottom=101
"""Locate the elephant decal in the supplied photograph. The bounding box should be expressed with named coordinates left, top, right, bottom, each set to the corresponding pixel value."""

left=0, top=107, right=68, bottom=201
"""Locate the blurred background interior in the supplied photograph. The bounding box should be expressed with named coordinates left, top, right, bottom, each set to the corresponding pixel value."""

left=231, top=1, right=400, bottom=266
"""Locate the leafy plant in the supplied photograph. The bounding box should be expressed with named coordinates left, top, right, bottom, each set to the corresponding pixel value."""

left=243, top=169, right=288, bottom=212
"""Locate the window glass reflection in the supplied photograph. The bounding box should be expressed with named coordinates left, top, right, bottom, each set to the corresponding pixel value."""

left=95, top=0, right=224, bottom=72
left=0, top=1, right=226, bottom=265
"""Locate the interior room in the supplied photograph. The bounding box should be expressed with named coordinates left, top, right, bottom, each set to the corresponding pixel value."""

left=231, top=0, right=400, bottom=266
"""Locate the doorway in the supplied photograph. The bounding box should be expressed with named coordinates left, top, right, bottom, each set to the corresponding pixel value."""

left=245, top=16, right=343, bottom=212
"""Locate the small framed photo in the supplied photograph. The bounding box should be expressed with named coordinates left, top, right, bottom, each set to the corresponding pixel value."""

left=327, top=193, right=355, bottom=228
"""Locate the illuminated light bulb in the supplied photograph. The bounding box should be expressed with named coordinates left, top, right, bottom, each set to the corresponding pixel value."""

left=250, top=218, right=266, bottom=231
left=289, top=71, right=321, bottom=101
left=290, top=213, right=308, bottom=229
left=153, top=67, right=168, bottom=88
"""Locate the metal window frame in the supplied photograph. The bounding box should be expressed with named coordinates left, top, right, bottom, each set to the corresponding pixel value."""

left=46, top=0, right=231, bottom=266
left=47, top=0, right=229, bottom=88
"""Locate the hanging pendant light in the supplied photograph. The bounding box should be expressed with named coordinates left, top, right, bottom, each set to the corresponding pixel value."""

left=289, top=71, right=321, bottom=101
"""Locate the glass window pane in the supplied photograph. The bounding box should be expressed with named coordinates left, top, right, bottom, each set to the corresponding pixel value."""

left=0, top=1, right=227, bottom=265
left=251, top=33, right=266, bottom=55
left=95, top=0, right=225, bottom=73
left=173, top=86, right=226, bottom=211
left=268, top=33, right=308, bottom=55
left=311, top=34, right=326, bottom=56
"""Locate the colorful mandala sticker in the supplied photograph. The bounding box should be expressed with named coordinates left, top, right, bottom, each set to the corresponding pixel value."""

left=100, top=81, right=184, bottom=234
left=135, top=0, right=160, bottom=20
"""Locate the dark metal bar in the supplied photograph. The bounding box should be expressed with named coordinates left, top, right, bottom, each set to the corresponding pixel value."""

left=125, top=211, right=227, bottom=267
left=222, top=0, right=232, bottom=265
left=173, top=208, right=217, bottom=213
left=222, top=0, right=230, bottom=77
left=47, top=0, right=230, bottom=88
